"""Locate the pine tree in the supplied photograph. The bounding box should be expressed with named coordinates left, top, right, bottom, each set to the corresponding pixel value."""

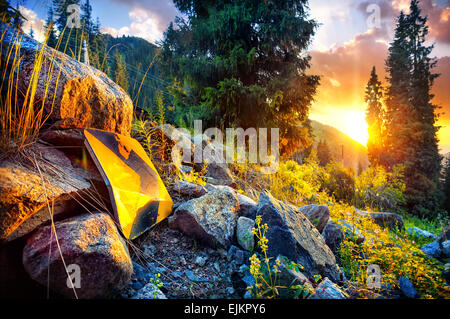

left=81, top=0, right=93, bottom=38
left=384, top=0, right=442, bottom=217
left=0, top=0, right=23, bottom=24
left=53, top=0, right=82, bottom=58
left=10, top=1, right=24, bottom=31
left=403, top=0, right=442, bottom=216
left=317, top=140, right=333, bottom=167
left=113, top=49, right=129, bottom=92
left=44, top=5, right=57, bottom=48
left=385, top=11, right=413, bottom=167
left=28, top=25, right=33, bottom=38
left=365, top=66, right=385, bottom=167
left=160, top=0, right=319, bottom=157
left=89, top=17, right=106, bottom=71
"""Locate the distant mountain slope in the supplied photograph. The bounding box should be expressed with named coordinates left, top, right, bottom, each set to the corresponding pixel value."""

left=102, top=34, right=163, bottom=109
left=310, top=120, right=369, bottom=172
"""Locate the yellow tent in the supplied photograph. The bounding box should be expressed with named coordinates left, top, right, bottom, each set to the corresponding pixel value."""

left=84, top=128, right=173, bottom=239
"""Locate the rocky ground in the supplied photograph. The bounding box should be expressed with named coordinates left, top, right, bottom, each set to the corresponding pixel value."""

left=0, top=21, right=448, bottom=300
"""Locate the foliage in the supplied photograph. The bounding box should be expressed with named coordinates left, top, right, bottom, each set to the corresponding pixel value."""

left=0, top=24, right=62, bottom=155
left=112, top=48, right=129, bottom=92
left=0, top=0, right=24, bottom=24
left=149, top=273, right=164, bottom=299
left=354, top=165, right=406, bottom=212
left=321, top=161, right=355, bottom=204
left=232, top=156, right=447, bottom=298
left=316, top=140, right=333, bottom=167
left=160, top=0, right=320, bottom=157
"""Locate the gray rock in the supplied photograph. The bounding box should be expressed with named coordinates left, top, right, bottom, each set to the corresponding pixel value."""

left=185, top=269, right=209, bottom=282
left=256, top=190, right=341, bottom=282
left=22, top=212, right=133, bottom=299
left=440, top=240, right=450, bottom=258
left=337, top=220, right=365, bottom=244
left=236, top=194, right=258, bottom=219
left=236, top=217, right=255, bottom=251
left=169, top=181, right=207, bottom=198
left=308, top=277, right=347, bottom=299
left=228, top=245, right=249, bottom=265
left=204, top=184, right=257, bottom=218
left=195, top=256, right=208, bottom=267
left=421, top=241, right=441, bottom=259
left=226, top=287, right=235, bottom=295
left=407, top=227, right=437, bottom=241
left=438, top=226, right=450, bottom=244
left=168, top=188, right=239, bottom=247
left=322, top=222, right=344, bottom=255
left=132, top=283, right=167, bottom=299
left=298, top=205, right=330, bottom=233
left=398, top=277, right=417, bottom=298
left=0, top=144, right=92, bottom=242
left=356, top=211, right=404, bottom=231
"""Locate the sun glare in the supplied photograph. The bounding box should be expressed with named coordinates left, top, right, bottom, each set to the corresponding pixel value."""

left=310, top=109, right=369, bottom=147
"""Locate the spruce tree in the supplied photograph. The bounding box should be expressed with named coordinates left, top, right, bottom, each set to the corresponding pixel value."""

left=317, top=140, right=333, bottom=167
left=10, top=1, right=24, bottom=31
left=384, top=0, right=442, bottom=217
left=44, top=5, right=57, bottom=48
left=404, top=0, right=442, bottom=216
left=81, top=0, right=93, bottom=38
left=365, top=66, right=384, bottom=167
left=89, top=17, right=107, bottom=72
left=0, top=0, right=23, bottom=24
left=113, top=49, right=129, bottom=92
left=160, top=0, right=319, bottom=157
left=53, top=0, right=82, bottom=58
left=443, top=155, right=450, bottom=213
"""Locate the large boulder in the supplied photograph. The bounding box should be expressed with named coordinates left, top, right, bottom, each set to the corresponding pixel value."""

left=151, top=124, right=236, bottom=187
left=168, top=188, right=239, bottom=247
left=421, top=241, right=441, bottom=259
left=407, top=227, right=437, bottom=241
left=204, top=184, right=257, bottom=218
left=256, top=191, right=341, bottom=282
left=0, top=144, right=92, bottom=242
left=22, top=212, right=133, bottom=299
left=298, top=205, right=330, bottom=233
left=322, top=222, right=344, bottom=255
left=356, top=211, right=404, bottom=231
left=0, top=23, right=132, bottom=135
left=398, top=277, right=417, bottom=298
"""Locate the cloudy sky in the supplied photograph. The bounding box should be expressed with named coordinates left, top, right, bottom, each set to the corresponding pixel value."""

left=18, top=0, right=450, bottom=152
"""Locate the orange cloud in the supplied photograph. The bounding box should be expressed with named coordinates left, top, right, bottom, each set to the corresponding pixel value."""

left=308, top=27, right=450, bottom=153
left=309, top=28, right=389, bottom=113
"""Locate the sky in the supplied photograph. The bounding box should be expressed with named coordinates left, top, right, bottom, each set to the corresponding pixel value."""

left=17, top=0, right=450, bottom=152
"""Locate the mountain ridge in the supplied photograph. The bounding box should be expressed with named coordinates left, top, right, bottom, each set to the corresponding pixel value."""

left=310, top=120, right=369, bottom=172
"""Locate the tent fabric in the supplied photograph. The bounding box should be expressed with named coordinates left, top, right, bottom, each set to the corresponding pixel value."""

left=84, top=128, right=173, bottom=239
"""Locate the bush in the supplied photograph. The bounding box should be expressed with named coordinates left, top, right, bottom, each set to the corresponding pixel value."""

left=354, top=165, right=406, bottom=212
left=321, top=161, right=356, bottom=204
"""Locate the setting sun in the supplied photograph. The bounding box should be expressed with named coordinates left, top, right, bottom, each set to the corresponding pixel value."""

left=310, top=109, right=369, bottom=146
